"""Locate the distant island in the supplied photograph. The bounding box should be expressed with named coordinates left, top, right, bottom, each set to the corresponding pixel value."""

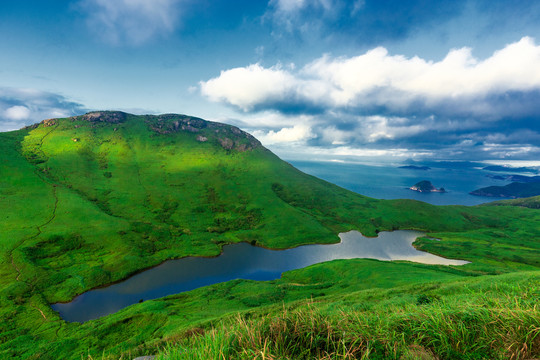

left=399, top=165, right=431, bottom=170
left=409, top=180, right=446, bottom=193
left=483, top=165, right=539, bottom=173
left=472, top=173, right=540, bottom=198
left=486, top=174, right=540, bottom=183
left=470, top=182, right=540, bottom=198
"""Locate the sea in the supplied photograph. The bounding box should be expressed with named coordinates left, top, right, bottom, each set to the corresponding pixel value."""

left=287, top=160, right=540, bottom=206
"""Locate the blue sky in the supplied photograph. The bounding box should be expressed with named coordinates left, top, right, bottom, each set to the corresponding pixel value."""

left=2, top=0, right=540, bottom=162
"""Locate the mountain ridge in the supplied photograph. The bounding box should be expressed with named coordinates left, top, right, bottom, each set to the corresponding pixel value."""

left=24, top=110, right=262, bottom=153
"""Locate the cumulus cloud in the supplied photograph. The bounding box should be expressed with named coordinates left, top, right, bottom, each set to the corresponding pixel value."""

left=201, top=37, right=540, bottom=119
left=201, top=64, right=297, bottom=111
left=356, top=116, right=426, bottom=143
left=5, top=106, right=31, bottom=121
left=78, top=0, right=184, bottom=45
left=267, top=142, right=434, bottom=163
left=253, top=124, right=315, bottom=144
left=226, top=112, right=317, bottom=145
left=202, top=37, right=540, bottom=160
left=297, top=115, right=426, bottom=146
left=479, top=143, right=540, bottom=159
left=0, top=88, right=86, bottom=132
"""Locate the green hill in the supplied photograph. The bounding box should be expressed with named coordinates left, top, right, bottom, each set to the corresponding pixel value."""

left=485, top=195, right=540, bottom=209
left=1, top=112, right=539, bottom=359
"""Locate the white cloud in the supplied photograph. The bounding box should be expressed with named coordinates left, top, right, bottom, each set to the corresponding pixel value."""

left=201, top=37, right=540, bottom=118
left=234, top=111, right=312, bottom=128
left=79, top=0, right=183, bottom=45
left=481, top=144, right=540, bottom=158
left=201, top=38, right=540, bottom=161
left=268, top=143, right=434, bottom=163
left=317, top=126, right=352, bottom=145
left=4, top=106, right=31, bottom=121
left=253, top=124, right=315, bottom=144
left=483, top=160, right=540, bottom=167
left=0, top=88, right=85, bottom=132
left=201, top=64, right=297, bottom=111
left=224, top=111, right=317, bottom=145
left=309, top=115, right=426, bottom=146
left=320, top=146, right=430, bottom=159
left=361, top=116, right=426, bottom=142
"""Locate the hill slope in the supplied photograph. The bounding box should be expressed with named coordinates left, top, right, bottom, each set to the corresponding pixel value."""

left=1, top=111, right=539, bottom=359
left=485, top=195, right=540, bottom=209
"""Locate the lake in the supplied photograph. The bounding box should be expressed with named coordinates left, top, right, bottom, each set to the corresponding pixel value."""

left=52, top=230, right=467, bottom=323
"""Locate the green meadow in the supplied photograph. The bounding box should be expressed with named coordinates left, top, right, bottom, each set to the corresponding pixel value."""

left=0, top=112, right=538, bottom=359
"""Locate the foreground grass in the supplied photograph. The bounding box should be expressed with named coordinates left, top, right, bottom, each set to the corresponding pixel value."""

left=153, top=271, right=540, bottom=360
left=0, top=258, right=472, bottom=358
left=0, top=111, right=539, bottom=358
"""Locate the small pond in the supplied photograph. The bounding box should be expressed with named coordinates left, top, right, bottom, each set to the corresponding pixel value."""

left=52, top=230, right=468, bottom=322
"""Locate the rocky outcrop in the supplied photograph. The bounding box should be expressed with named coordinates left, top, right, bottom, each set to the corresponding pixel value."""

left=42, top=118, right=58, bottom=127
left=77, top=111, right=127, bottom=124
left=23, top=118, right=58, bottom=130
left=145, top=114, right=261, bottom=152
left=218, top=137, right=234, bottom=150
left=25, top=111, right=262, bottom=153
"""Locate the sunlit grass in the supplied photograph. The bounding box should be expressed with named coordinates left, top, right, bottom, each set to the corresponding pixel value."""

left=153, top=272, right=540, bottom=360
left=0, top=112, right=539, bottom=358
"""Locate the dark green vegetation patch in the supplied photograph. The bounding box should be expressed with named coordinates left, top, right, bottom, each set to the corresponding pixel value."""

left=0, top=112, right=539, bottom=359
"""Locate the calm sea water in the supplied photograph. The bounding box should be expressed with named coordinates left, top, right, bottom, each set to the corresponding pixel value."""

left=289, top=160, right=516, bottom=206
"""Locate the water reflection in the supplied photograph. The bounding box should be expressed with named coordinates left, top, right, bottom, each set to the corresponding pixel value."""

left=52, top=230, right=467, bottom=322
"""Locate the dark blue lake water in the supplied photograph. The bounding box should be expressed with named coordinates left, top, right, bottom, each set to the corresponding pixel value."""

left=289, top=160, right=516, bottom=205
left=52, top=230, right=467, bottom=323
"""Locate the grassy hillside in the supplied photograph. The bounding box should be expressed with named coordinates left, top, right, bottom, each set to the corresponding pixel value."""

left=486, top=195, right=540, bottom=209
left=0, top=111, right=539, bottom=359
left=153, top=271, right=540, bottom=360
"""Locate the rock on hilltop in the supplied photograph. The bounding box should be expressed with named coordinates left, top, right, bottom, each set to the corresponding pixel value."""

left=33, top=111, right=261, bottom=153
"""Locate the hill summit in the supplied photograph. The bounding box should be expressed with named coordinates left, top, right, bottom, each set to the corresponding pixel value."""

left=27, top=111, right=261, bottom=152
